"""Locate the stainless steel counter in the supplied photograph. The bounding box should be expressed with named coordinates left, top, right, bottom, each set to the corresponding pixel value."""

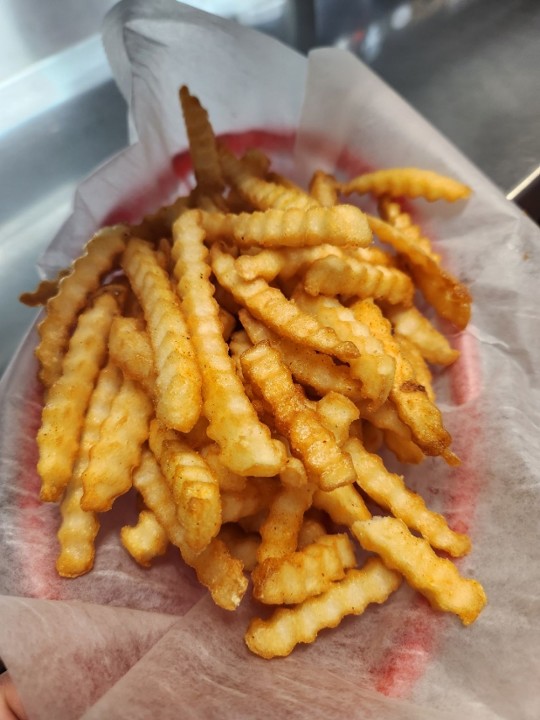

left=1, top=0, right=539, bottom=376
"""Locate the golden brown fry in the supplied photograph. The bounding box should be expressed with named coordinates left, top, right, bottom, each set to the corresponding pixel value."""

left=80, top=375, right=153, bottom=512
left=396, top=333, right=435, bottom=402
left=199, top=204, right=372, bottom=249
left=279, top=455, right=309, bottom=489
left=20, top=269, right=70, bottom=307
left=378, top=196, right=439, bottom=260
left=241, top=342, right=356, bottom=491
left=240, top=310, right=364, bottom=402
left=38, top=292, right=121, bottom=502
left=303, top=254, right=414, bottom=307
left=221, top=478, right=279, bottom=524
left=200, top=443, right=247, bottom=492
left=253, top=533, right=356, bottom=605
left=257, top=484, right=314, bottom=563
left=367, top=215, right=471, bottom=330
left=179, top=85, right=224, bottom=192
left=121, top=509, right=169, bottom=567
left=149, top=419, right=221, bottom=554
left=212, top=246, right=359, bottom=363
left=172, top=211, right=286, bottom=476
left=384, top=304, right=459, bottom=366
left=218, top=142, right=317, bottom=210
left=56, top=362, right=122, bottom=577
left=293, top=291, right=395, bottom=409
left=297, top=517, right=327, bottom=549
left=36, top=225, right=128, bottom=387
left=245, top=558, right=402, bottom=658
left=122, top=237, right=202, bottom=433
left=383, top=429, right=425, bottom=464
left=130, top=196, right=189, bottom=243
left=315, top=392, right=360, bottom=446
left=313, top=484, right=371, bottom=526
left=309, top=170, right=339, bottom=207
left=341, top=168, right=471, bottom=202
left=235, top=245, right=341, bottom=283
left=133, top=449, right=247, bottom=610
left=351, top=298, right=451, bottom=457
left=353, top=517, right=486, bottom=625
left=108, top=316, right=156, bottom=397
left=345, top=437, right=470, bottom=556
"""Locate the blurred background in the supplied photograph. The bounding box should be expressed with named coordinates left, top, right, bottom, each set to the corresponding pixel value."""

left=1, top=0, right=539, bottom=375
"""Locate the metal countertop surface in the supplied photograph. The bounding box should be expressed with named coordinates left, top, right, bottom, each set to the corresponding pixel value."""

left=1, top=0, right=539, bottom=376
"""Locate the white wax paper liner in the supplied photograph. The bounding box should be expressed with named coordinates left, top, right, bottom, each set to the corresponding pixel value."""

left=1, top=1, right=539, bottom=718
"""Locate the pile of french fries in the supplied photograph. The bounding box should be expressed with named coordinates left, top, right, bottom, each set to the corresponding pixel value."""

left=23, top=86, right=486, bottom=659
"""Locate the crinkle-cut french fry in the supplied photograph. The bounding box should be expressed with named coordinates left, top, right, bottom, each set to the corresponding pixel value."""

left=108, top=317, right=156, bottom=397
left=245, top=558, right=402, bottom=658
left=297, top=517, right=327, bottom=549
left=149, top=420, right=221, bottom=554
left=212, top=246, right=359, bottom=363
left=361, top=421, right=384, bottom=454
left=345, top=438, right=470, bottom=557
left=383, top=429, right=425, bottom=464
left=351, top=298, right=452, bottom=457
left=303, top=254, right=414, bottom=307
left=257, top=484, right=314, bottom=563
left=313, top=484, right=371, bottom=526
left=383, top=304, right=459, bottom=366
left=348, top=245, right=397, bottom=267
left=280, top=455, right=309, bottom=489
left=218, top=307, right=236, bottom=341
left=122, top=237, right=202, bottom=433
left=200, top=443, right=247, bottom=492
left=218, top=524, right=260, bottom=572
left=221, top=478, right=279, bottom=524
left=241, top=148, right=272, bottom=177
left=378, top=196, right=439, bottom=261
left=353, top=517, right=486, bottom=625
left=80, top=376, right=153, bottom=512
left=56, top=362, right=121, bottom=577
left=36, top=225, right=128, bottom=387
left=235, top=245, right=341, bottom=283
left=187, top=539, right=248, bottom=611
left=309, top=170, right=339, bottom=207
left=218, top=143, right=317, bottom=210
left=172, top=212, right=286, bottom=477
left=20, top=269, right=70, bottom=307
left=121, top=509, right=169, bottom=567
left=37, top=292, right=121, bottom=502
left=239, top=311, right=364, bottom=402
left=133, top=450, right=247, bottom=610
left=360, top=399, right=412, bottom=440
left=396, top=334, right=435, bottom=402
left=241, top=342, right=356, bottom=492
left=293, top=291, right=395, bottom=409
left=341, top=168, right=471, bottom=202
left=253, top=533, right=356, bottom=605
left=179, top=85, right=224, bottom=192
left=367, top=216, right=471, bottom=330
left=315, top=392, right=360, bottom=447
left=155, top=237, right=172, bottom=272
left=199, top=204, right=372, bottom=249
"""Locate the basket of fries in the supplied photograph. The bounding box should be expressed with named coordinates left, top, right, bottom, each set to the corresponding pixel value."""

left=1, top=1, right=540, bottom=718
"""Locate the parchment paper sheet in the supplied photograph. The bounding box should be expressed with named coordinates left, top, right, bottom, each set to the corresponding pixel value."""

left=1, top=1, right=539, bottom=718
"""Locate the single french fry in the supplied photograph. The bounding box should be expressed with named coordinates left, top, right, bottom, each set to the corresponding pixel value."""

left=236, top=245, right=342, bottom=283
left=313, top=484, right=371, bottom=526
left=108, top=316, right=156, bottom=397
left=36, top=226, right=128, bottom=387
left=179, top=85, right=224, bottom=192
left=56, top=362, right=122, bottom=577
left=383, top=429, right=425, bottom=464
left=309, top=170, right=339, bottom=207
left=172, top=210, right=286, bottom=476
left=199, top=204, right=372, bottom=249
left=38, top=292, right=121, bottom=502
left=303, top=254, right=414, bottom=307
left=297, top=517, right=327, bottom=549
left=378, top=196, right=439, bottom=260
left=279, top=455, right=309, bottom=489
left=384, top=304, right=459, bottom=366
left=121, top=509, right=169, bottom=567
left=199, top=443, right=247, bottom=492
left=345, top=437, right=470, bottom=556
left=122, top=237, right=202, bottom=433
left=253, top=533, right=357, bottom=605
left=395, top=334, right=436, bottom=402
left=353, top=517, right=486, bottom=625
left=257, top=484, right=314, bottom=563
left=241, top=342, right=356, bottom=491
left=212, top=246, right=359, bottom=363
left=20, top=269, right=70, bottom=307
left=245, top=558, right=402, bottom=658
left=315, top=392, right=360, bottom=446
left=341, top=168, right=471, bottom=202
